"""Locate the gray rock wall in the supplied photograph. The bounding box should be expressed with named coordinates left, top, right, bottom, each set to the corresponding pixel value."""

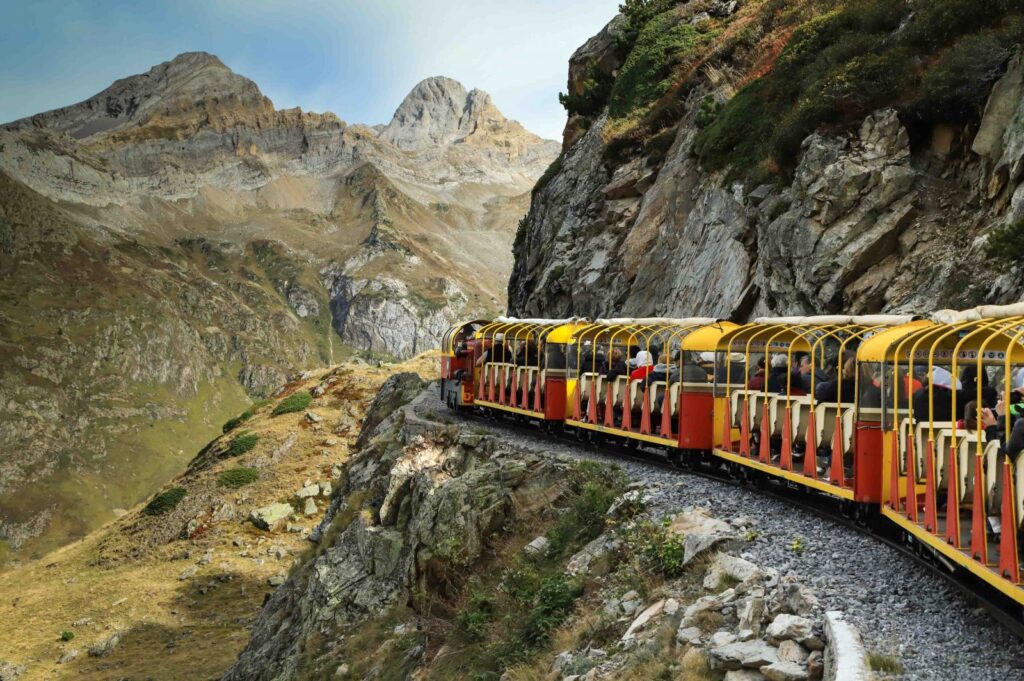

left=509, top=35, right=1024, bottom=319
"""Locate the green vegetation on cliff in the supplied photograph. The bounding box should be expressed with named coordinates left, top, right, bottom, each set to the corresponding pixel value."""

left=272, top=391, right=313, bottom=416
left=142, top=487, right=186, bottom=516
left=564, top=0, right=1024, bottom=179
left=695, top=0, right=1023, bottom=176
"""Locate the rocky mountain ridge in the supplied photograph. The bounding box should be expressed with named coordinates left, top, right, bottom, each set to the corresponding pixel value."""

left=510, top=1, right=1024, bottom=319
left=0, top=51, right=557, bottom=562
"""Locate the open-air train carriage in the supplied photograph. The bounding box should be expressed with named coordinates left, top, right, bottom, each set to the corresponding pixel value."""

left=440, top=306, right=1024, bottom=611
left=714, top=315, right=915, bottom=502
left=859, top=304, right=1024, bottom=602
left=468, top=317, right=589, bottom=420
left=564, top=317, right=737, bottom=452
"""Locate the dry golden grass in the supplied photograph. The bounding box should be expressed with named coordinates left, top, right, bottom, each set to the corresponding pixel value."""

left=0, top=355, right=438, bottom=680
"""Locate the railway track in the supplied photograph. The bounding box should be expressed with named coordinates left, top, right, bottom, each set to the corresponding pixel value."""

left=458, top=403, right=1024, bottom=643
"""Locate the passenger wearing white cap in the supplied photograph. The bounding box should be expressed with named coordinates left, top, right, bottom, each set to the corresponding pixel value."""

left=911, top=365, right=963, bottom=423
left=767, top=354, right=789, bottom=393
left=630, top=350, right=655, bottom=381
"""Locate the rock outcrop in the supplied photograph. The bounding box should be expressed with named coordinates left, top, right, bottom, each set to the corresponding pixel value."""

left=509, top=6, right=1024, bottom=319
left=225, top=381, right=574, bottom=679
left=0, top=53, right=558, bottom=561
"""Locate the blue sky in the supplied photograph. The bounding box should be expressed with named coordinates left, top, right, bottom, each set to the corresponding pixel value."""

left=0, top=0, right=621, bottom=140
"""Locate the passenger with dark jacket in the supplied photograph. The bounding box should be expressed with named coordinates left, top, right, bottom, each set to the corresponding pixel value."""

left=911, top=367, right=963, bottom=424
left=766, top=354, right=787, bottom=393
left=964, top=398, right=1024, bottom=459
left=648, top=352, right=680, bottom=385
left=605, top=348, right=627, bottom=381
left=961, top=365, right=998, bottom=409
left=815, top=358, right=857, bottom=403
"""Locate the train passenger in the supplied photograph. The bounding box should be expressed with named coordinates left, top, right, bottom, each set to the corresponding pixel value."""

left=714, top=353, right=746, bottom=384
left=814, top=358, right=857, bottom=403
left=797, top=355, right=829, bottom=392
left=605, top=348, right=628, bottom=381
left=766, top=354, right=789, bottom=392
left=648, top=352, right=680, bottom=385
left=859, top=364, right=882, bottom=407
left=580, top=342, right=606, bottom=373
left=630, top=350, right=655, bottom=381
left=961, top=365, right=998, bottom=409
left=912, top=367, right=963, bottom=423
left=959, top=400, right=998, bottom=435
left=995, top=397, right=1024, bottom=458
left=546, top=342, right=566, bottom=370
left=748, top=357, right=767, bottom=390
left=682, top=352, right=710, bottom=383
left=475, top=339, right=492, bottom=367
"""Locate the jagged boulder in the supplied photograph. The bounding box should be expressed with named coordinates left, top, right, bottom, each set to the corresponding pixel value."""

left=250, top=503, right=294, bottom=531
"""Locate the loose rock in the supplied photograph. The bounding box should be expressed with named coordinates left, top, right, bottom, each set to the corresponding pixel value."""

left=250, top=503, right=294, bottom=531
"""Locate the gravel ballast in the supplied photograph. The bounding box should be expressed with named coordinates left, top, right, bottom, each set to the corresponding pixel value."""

left=420, top=392, right=1024, bottom=680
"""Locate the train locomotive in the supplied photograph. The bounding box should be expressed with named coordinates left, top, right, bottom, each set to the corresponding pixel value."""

left=440, top=306, right=1024, bottom=615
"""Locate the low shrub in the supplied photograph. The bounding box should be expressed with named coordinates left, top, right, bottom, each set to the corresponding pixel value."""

left=272, top=391, right=313, bottom=416
left=625, top=518, right=687, bottom=578
left=984, top=220, right=1024, bottom=266
left=868, top=652, right=905, bottom=674
left=609, top=10, right=714, bottom=119
left=218, top=467, right=260, bottom=488
left=60, top=631, right=74, bottom=642
left=912, top=32, right=1016, bottom=125
left=226, top=431, right=259, bottom=457
left=559, top=61, right=615, bottom=117
left=532, top=154, right=564, bottom=197
left=144, top=487, right=186, bottom=516
left=456, top=587, right=497, bottom=642
left=546, top=461, right=629, bottom=555
left=521, top=576, right=583, bottom=645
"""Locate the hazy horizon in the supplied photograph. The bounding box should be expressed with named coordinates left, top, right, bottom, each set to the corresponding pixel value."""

left=0, top=0, right=621, bottom=140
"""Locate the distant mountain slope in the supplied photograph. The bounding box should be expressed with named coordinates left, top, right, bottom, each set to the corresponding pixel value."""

left=0, top=52, right=558, bottom=563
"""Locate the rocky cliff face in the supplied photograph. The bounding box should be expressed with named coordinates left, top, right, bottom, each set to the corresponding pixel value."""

left=510, top=2, right=1024, bottom=319
left=0, top=52, right=557, bottom=561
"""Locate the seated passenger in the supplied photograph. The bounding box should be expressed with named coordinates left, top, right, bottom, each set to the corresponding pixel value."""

left=546, top=343, right=566, bottom=370
left=747, top=357, right=767, bottom=390
left=995, top=398, right=1024, bottom=457
left=475, top=340, right=492, bottom=367
left=859, top=365, right=882, bottom=407
left=959, top=400, right=998, bottom=436
left=766, top=354, right=789, bottom=393
left=648, top=352, right=681, bottom=385
left=796, top=355, right=827, bottom=393
left=912, top=367, right=962, bottom=423
left=682, top=352, right=710, bottom=382
left=605, top=348, right=628, bottom=381
left=715, top=353, right=746, bottom=384
left=961, top=365, right=998, bottom=409
left=630, top=350, right=654, bottom=381
left=814, top=358, right=857, bottom=403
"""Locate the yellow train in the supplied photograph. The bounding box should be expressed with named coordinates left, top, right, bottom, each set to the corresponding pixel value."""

left=441, top=305, right=1024, bottom=612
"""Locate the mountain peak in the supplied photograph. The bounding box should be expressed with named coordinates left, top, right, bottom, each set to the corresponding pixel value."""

left=7, top=51, right=271, bottom=138
left=380, top=76, right=506, bottom=150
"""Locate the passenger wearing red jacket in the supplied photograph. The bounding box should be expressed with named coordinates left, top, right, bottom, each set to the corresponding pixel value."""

left=630, top=350, right=654, bottom=381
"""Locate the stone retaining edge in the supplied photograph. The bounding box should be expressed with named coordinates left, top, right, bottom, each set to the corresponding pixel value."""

left=824, top=610, right=873, bottom=681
